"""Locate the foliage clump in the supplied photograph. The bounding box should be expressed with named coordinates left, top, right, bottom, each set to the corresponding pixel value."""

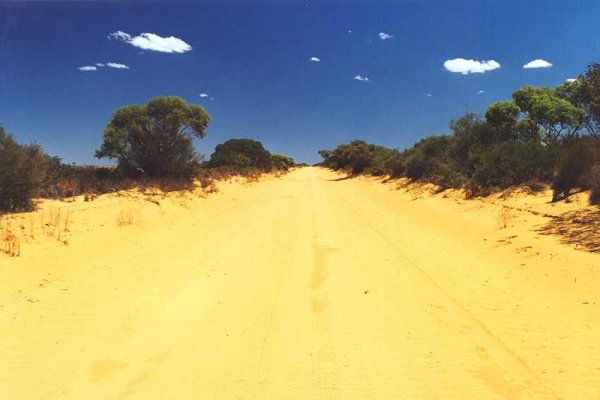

left=319, top=140, right=402, bottom=176
left=95, top=96, right=211, bottom=178
left=0, top=127, right=49, bottom=212
left=552, top=139, right=599, bottom=201
left=271, top=154, right=295, bottom=170
left=208, top=138, right=274, bottom=171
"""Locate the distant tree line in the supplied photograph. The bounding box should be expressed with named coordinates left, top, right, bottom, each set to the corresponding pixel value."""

left=319, top=63, right=600, bottom=205
left=0, top=96, right=295, bottom=213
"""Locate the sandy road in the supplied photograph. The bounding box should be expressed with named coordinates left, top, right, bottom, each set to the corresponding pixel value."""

left=1, top=167, right=599, bottom=399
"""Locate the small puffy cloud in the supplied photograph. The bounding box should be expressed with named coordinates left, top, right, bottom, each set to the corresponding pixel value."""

left=378, top=32, right=394, bottom=40
left=477, top=90, right=485, bottom=95
left=566, top=78, right=577, bottom=82
left=78, top=66, right=97, bottom=71
left=199, top=93, right=209, bottom=98
left=95, top=63, right=105, bottom=67
left=309, top=56, right=321, bottom=62
left=443, top=58, right=500, bottom=74
left=425, top=93, right=432, bottom=97
left=354, top=75, right=372, bottom=82
left=523, top=59, right=552, bottom=69
left=106, top=62, right=129, bottom=69
left=109, top=30, right=192, bottom=53
left=109, top=31, right=131, bottom=41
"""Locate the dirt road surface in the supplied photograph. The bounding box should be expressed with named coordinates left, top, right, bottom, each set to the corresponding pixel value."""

left=1, top=167, right=599, bottom=399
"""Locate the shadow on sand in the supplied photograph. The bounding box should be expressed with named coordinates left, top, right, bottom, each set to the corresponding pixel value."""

left=328, top=175, right=353, bottom=182
left=537, top=208, right=600, bottom=253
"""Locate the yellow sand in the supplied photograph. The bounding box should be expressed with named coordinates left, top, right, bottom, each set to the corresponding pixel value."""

left=1, top=167, right=599, bottom=399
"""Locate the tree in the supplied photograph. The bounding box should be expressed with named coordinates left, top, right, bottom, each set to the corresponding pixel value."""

left=485, top=100, right=521, bottom=140
left=208, top=139, right=274, bottom=170
left=570, top=63, right=600, bottom=137
left=512, top=85, right=584, bottom=145
left=95, top=96, right=210, bottom=178
left=318, top=150, right=332, bottom=163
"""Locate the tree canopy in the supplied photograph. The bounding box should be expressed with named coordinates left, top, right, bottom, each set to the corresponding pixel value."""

left=95, top=96, right=210, bottom=178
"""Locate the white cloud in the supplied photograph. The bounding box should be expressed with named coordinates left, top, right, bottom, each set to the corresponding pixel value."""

left=477, top=90, right=485, bottom=95
left=106, top=62, right=129, bottom=69
left=78, top=66, right=97, bottom=71
left=309, top=56, right=321, bottom=62
left=378, top=32, right=394, bottom=40
left=354, top=75, right=372, bottom=82
left=425, top=93, right=432, bottom=97
left=443, top=58, right=501, bottom=74
left=95, top=63, right=105, bottom=67
left=566, top=78, right=577, bottom=83
left=109, top=30, right=192, bottom=53
left=523, top=59, right=552, bottom=69
left=199, top=93, right=209, bottom=98
left=109, top=31, right=131, bottom=42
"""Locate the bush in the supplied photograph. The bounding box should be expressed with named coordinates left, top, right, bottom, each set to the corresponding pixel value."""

left=404, top=151, right=428, bottom=179
left=404, top=135, right=455, bottom=181
left=41, top=164, right=122, bottom=198
left=552, top=139, right=598, bottom=201
left=319, top=141, right=403, bottom=177
left=0, top=127, right=48, bottom=212
left=271, top=154, right=295, bottom=170
left=383, top=152, right=405, bottom=178
left=208, top=138, right=274, bottom=171
left=472, top=141, right=554, bottom=189
left=366, top=147, right=401, bottom=176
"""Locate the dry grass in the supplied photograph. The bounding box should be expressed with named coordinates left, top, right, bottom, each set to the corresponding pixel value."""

left=41, top=208, right=71, bottom=245
left=0, top=222, right=20, bottom=257
left=243, top=171, right=262, bottom=184
left=497, top=206, right=514, bottom=229
left=117, top=208, right=139, bottom=226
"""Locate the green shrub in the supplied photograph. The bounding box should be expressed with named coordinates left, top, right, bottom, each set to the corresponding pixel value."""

left=366, top=148, right=400, bottom=176
left=208, top=138, right=274, bottom=171
left=0, top=127, right=48, bottom=212
left=383, top=152, right=405, bottom=178
left=271, top=154, right=295, bottom=170
left=404, top=151, right=428, bottom=179
left=473, top=141, right=554, bottom=189
left=404, top=135, right=455, bottom=181
left=319, top=141, right=403, bottom=177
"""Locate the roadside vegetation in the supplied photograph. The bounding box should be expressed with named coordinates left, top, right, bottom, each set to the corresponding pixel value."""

left=0, top=96, right=294, bottom=213
left=319, top=63, right=600, bottom=205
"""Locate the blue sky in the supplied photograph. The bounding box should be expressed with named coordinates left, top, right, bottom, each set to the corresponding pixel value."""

left=1, top=0, right=599, bottom=164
